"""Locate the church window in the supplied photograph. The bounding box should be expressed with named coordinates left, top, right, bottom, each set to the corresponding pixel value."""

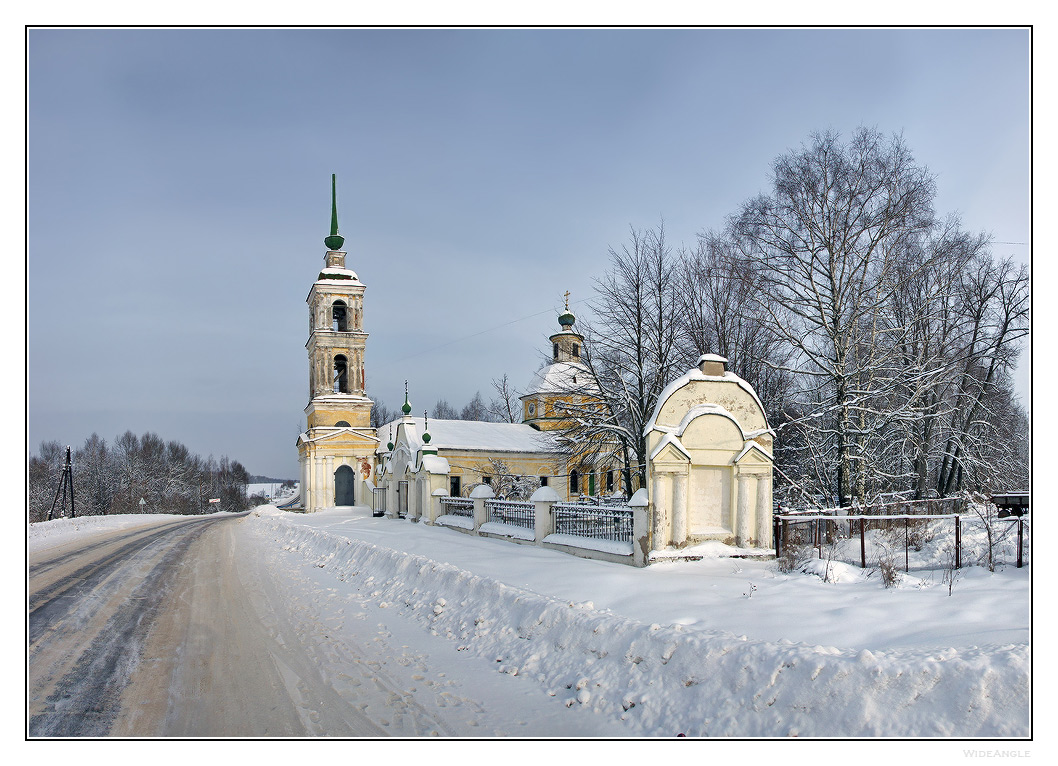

left=335, top=420, right=350, bottom=427
left=334, top=355, right=349, bottom=393
left=483, top=475, right=492, bottom=486
left=332, top=300, right=349, bottom=332
left=540, top=476, right=548, bottom=486
left=450, top=476, right=461, bottom=497
left=570, top=469, right=579, bottom=494
left=572, top=343, right=580, bottom=358
left=553, top=343, right=559, bottom=360
left=606, top=469, right=614, bottom=492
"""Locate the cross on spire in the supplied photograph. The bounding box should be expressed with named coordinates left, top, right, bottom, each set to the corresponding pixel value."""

left=564, top=290, right=571, bottom=311
left=401, top=380, right=412, bottom=415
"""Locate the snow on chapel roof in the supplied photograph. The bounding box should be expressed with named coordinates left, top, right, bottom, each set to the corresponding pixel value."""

left=377, top=417, right=560, bottom=455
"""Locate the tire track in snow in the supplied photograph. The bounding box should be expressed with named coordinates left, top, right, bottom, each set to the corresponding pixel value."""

left=28, top=518, right=224, bottom=736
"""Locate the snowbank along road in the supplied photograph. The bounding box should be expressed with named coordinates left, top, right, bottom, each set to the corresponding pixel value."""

left=27, top=513, right=607, bottom=737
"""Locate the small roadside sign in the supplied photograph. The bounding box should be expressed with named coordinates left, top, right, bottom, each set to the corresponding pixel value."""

left=138, top=498, right=146, bottom=507
left=208, top=498, right=221, bottom=504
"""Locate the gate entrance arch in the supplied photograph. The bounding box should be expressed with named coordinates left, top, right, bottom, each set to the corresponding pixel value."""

left=334, top=464, right=355, bottom=506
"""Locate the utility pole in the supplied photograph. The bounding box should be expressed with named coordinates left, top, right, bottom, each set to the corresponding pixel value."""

left=47, top=446, right=76, bottom=521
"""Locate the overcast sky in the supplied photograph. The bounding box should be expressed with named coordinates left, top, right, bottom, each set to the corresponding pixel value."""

left=26, top=27, right=1031, bottom=479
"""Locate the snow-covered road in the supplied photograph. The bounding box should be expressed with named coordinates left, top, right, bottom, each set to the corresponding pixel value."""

left=27, top=512, right=621, bottom=737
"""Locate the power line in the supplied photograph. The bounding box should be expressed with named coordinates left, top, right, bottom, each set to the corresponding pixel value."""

left=389, top=297, right=592, bottom=364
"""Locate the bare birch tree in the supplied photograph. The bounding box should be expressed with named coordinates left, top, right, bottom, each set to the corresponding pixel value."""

left=732, top=127, right=936, bottom=504
left=565, top=222, right=689, bottom=491
left=488, top=374, right=521, bottom=423
left=677, top=229, right=797, bottom=422
left=935, top=254, right=1029, bottom=494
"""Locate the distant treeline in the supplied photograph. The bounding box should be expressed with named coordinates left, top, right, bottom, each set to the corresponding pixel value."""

left=248, top=474, right=296, bottom=485
left=28, top=431, right=252, bottom=523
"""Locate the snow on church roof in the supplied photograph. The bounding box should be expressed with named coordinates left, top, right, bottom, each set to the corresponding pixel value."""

left=523, top=361, right=600, bottom=396
left=376, top=417, right=561, bottom=455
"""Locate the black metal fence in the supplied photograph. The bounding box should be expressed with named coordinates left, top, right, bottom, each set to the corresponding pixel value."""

left=774, top=510, right=1031, bottom=571
left=553, top=503, right=633, bottom=542
left=775, top=513, right=961, bottom=570
left=778, top=496, right=965, bottom=518
left=371, top=487, right=387, bottom=516
left=486, top=499, right=534, bottom=530
left=439, top=496, right=474, bottom=518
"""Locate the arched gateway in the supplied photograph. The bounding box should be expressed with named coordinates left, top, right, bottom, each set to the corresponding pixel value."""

left=334, top=464, right=355, bottom=506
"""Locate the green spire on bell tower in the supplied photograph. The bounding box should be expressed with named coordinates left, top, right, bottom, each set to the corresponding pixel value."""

left=324, top=174, right=345, bottom=251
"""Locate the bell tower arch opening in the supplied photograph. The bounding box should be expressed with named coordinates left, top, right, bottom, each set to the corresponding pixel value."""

left=332, top=300, right=349, bottom=332
left=333, top=355, right=349, bottom=393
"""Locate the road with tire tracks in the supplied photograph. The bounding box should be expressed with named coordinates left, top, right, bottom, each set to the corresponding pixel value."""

left=27, top=513, right=391, bottom=736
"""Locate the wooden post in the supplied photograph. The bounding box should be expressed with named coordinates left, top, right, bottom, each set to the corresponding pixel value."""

left=859, top=517, right=866, bottom=569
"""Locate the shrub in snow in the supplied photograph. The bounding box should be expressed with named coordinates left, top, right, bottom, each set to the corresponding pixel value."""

left=878, top=550, right=899, bottom=589
left=776, top=542, right=810, bottom=574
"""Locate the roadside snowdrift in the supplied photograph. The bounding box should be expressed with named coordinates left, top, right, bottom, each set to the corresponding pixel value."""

left=248, top=510, right=1029, bottom=737
left=27, top=512, right=232, bottom=554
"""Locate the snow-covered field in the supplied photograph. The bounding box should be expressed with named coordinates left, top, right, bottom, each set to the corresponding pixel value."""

left=247, top=482, right=298, bottom=500
left=243, top=505, right=1029, bottom=738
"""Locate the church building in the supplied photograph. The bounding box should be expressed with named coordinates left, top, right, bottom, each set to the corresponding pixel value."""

left=293, top=176, right=774, bottom=559
left=373, top=300, right=614, bottom=507
left=296, top=176, right=379, bottom=513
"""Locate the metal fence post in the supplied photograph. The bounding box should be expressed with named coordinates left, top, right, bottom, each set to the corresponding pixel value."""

left=955, top=515, right=962, bottom=569
left=1017, top=518, right=1024, bottom=568
left=904, top=517, right=909, bottom=572
left=774, top=515, right=782, bottom=558
left=859, top=517, right=866, bottom=569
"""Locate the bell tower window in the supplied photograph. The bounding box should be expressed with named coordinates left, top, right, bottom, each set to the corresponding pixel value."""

left=334, top=355, right=349, bottom=393
left=553, top=342, right=559, bottom=360
left=572, top=343, right=580, bottom=359
left=332, top=300, right=348, bottom=332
